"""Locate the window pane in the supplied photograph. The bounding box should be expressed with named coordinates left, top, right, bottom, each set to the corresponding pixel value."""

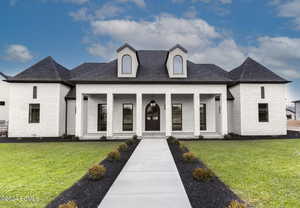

left=258, top=103, right=268, bottom=122
left=173, top=55, right=183, bottom=74
left=33, top=86, right=37, bottom=99
left=200, top=103, right=207, bottom=130
left=98, top=104, right=107, bottom=131
left=172, top=104, right=182, bottom=131
left=0, top=101, right=5, bottom=106
left=122, top=55, right=132, bottom=74
left=123, top=104, right=133, bottom=131
left=261, top=87, right=265, bottom=99
left=29, top=104, right=40, bottom=123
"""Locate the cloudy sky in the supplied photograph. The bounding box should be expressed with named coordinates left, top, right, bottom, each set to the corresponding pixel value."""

left=1, top=0, right=300, bottom=101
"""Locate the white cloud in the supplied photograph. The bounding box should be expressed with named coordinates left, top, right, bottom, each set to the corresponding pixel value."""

left=116, top=0, right=146, bottom=8
left=63, top=0, right=88, bottom=4
left=10, top=0, right=89, bottom=6
left=91, top=16, right=220, bottom=50
left=70, top=3, right=123, bottom=21
left=219, top=0, right=232, bottom=4
left=247, top=36, right=300, bottom=79
left=3, top=44, right=33, bottom=62
left=274, top=0, right=300, bottom=30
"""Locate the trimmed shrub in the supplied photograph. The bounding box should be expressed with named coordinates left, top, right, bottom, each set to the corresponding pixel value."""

left=88, top=164, right=107, bottom=180
left=107, top=150, right=121, bottom=161
left=100, top=136, right=107, bottom=141
left=227, top=200, right=247, bottom=208
left=167, top=136, right=176, bottom=142
left=179, top=144, right=187, bottom=152
left=58, top=200, right=78, bottom=208
left=198, top=135, right=204, bottom=140
left=182, top=152, right=197, bottom=162
left=224, top=134, right=232, bottom=140
left=118, top=143, right=128, bottom=152
left=132, top=135, right=138, bottom=140
left=192, top=168, right=214, bottom=182
left=126, top=139, right=135, bottom=146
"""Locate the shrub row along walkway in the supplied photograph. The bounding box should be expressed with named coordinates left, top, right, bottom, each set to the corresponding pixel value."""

left=98, top=139, right=192, bottom=208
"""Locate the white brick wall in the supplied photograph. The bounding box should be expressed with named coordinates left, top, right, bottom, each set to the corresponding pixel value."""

left=8, top=83, right=70, bottom=137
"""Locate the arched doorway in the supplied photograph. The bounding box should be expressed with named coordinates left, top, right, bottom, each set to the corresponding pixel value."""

left=145, top=100, right=160, bottom=131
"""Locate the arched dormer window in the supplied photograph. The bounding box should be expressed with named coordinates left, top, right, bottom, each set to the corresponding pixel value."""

left=173, top=55, right=183, bottom=74
left=122, top=55, right=132, bottom=74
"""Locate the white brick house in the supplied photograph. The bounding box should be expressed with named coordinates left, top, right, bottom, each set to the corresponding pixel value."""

left=3, top=44, right=289, bottom=139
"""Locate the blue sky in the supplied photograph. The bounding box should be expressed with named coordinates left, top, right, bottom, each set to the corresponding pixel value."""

left=1, top=0, right=300, bottom=101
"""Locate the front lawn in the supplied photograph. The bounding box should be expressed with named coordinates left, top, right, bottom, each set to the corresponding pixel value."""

left=0, top=142, right=122, bottom=208
left=184, top=139, right=300, bottom=208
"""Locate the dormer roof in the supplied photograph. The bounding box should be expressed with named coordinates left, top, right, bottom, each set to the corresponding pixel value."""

left=169, top=44, right=188, bottom=53
left=117, top=43, right=136, bottom=53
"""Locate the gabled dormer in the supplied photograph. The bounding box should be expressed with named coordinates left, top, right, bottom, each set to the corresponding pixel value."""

left=166, top=44, right=188, bottom=78
left=117, top=43, right=139, bottom=78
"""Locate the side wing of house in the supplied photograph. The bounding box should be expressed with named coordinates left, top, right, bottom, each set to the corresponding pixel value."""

left=0, top=73, right=9, bottom=122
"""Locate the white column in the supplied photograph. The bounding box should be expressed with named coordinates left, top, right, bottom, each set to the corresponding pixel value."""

left=194, top=93, right=200, bottom=136
left=136, top=93, right=142, bottom=137
left=221, top=92, right=228, bottom=135
left=107, top=93, right=113, bottom=137
left=165, top=93, right=172, bottom=137
left=75, top=93, right=84, bottom=137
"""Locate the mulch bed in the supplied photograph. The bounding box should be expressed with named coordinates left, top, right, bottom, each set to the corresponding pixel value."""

left=46, top=140, right=140, bottom=208
left=168, top=141, right=244, bottom=208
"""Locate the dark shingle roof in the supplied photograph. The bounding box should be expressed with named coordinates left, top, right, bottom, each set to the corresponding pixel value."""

left=117, top=43, right=136, bottom=52
left=71, top=50, right=232, bottom=83
left=286, top=106, right=295, bottom=113
left=71, top=63, right=106, bottom=79
left=9, top=56, right=70, bottom=82
left=169, top=44, right=188, bottom=53
left=229, top=57, right=289, bottom=83
left=0, top=72, right=10, bottom=79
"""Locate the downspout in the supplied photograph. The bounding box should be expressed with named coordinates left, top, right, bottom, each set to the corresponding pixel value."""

left=65, top=98, right=68, bottom=136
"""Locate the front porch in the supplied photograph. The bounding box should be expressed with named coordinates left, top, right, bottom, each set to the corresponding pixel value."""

left=75, top=85, right=228, bottom=139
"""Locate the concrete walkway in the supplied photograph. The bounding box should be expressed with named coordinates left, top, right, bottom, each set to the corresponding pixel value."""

left=98, top=139, right=192, bottom=208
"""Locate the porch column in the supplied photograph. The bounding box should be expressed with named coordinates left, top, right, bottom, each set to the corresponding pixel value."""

left=194, top=93, right=200, bottom=136
left=220, top=92, right=228, bottom=135
left=107, top=93, right=114, bottom=137
left=136, top=93, right=142, bottom=137
left=165, top=93, right=172, bottom=137
left=75, top=93, right=84, bottom=137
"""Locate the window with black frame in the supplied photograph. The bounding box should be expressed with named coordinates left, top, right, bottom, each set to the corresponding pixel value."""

left=172, top=104, right=182, bottom=131
left=97, top=104, right=107, bottom=131
left=200, top=103, right=207, bottom=131
left=123, top=104, right=133, bottom=131
left=29, top=104, right=40, bottom=123
left=258, top=103, right=269, bottom=122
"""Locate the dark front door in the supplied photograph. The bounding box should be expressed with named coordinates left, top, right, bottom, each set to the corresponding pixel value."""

left=145, top=100, right=160, bottom=131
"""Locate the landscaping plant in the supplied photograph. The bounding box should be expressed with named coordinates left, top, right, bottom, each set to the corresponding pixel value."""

left=88, top=164, right=107, bottom=180
left=192, top=167, right=214, bottom=182
left=182, top=152, right=197, bottom=162
left=118, top=143, right=128, bottom=152
left=227, top=200, right=247, bottom=208
left=107, top=150, right=121, bottom=161
left=58, top=200, right=78, bottom=208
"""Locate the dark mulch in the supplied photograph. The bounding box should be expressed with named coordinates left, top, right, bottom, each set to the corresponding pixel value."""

left=168, top=141, right=244, bottom=208
left=46, top=140, right=139, bottom=208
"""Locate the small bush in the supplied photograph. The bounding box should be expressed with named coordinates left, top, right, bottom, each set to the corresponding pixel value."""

left=107, top=150, right=121, bottom=161
left=58, top=200, right=78, bottom=208
left=198, top=135, right=204, bottom=140
left=167, top=136, right=176, bottom=142
left=118, top=143, right=128, bottom=152
left=100, top=136, right=107, bottom=141
left=227, top=200, right=247, bottom=208
left=126, top=139, right=135, bottom=146
left=192, top=168, right=214, bottom=181
left=88, top=164, right=107, bottom=180
left=132, top=135, right=138, bottom=140
left=224, top=134, right=232, bottom=140
left=179, top=144, right=187, bottom=152
left=182, top=152, right=197, bottom=162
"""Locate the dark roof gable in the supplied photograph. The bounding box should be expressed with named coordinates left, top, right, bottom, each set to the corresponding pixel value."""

left=229, top=57, right=289, bottom=83
left=9, top=56, right=70, bottom=82
left=169, top=44, right=188, bottom=53
left=0, top=72, right=10, bottom=79
left=116, top=43, right=136, bottom=52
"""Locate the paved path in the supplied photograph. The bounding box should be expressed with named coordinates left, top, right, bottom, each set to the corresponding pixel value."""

left=98, top=139, right=192, bottom=208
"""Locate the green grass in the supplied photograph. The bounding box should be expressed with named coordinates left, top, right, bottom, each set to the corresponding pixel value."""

left=0, top=142, right=122, bottom=208
left=184, top=139, right=300, bottom=208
